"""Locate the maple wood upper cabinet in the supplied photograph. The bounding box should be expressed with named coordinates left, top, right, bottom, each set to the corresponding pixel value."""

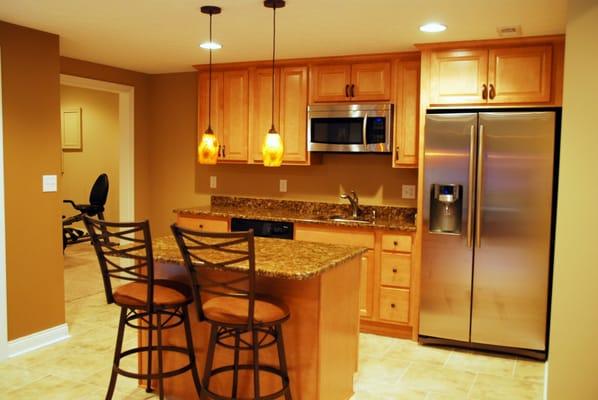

left=392, top=59, right=420, bottom=168
left=428, top=45, right=553, bottom=105
left=250, top=66, right=308, bottom=165
left=311, top=62, right=391, bottom=102
left=198, top=69, right=249, bottom=162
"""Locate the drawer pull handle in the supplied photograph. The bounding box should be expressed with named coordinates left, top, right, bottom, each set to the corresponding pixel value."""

left=390, top=303, right=396, bottom=308
left=199, top=224, right=204, bottom=229
left=392, top=268, right=397, bottom=273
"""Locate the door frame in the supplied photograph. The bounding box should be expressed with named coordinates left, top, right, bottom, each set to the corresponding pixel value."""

left=0, top=50, right=8, bottom=361
left=59, top=74, right=135, bottom=224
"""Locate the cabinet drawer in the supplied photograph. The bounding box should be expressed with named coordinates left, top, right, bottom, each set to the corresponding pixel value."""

left=380, top=252, right=411, bottom=287
left=176, top=216, right=229, bottom=232
left=381, top=234, right=412, bottom=252
left=295, top=225, right=375, bottom=249
left=379, top=287, right=409, bottom=323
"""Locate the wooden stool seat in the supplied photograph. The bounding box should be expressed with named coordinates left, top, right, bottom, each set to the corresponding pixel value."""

left=113, top=281, right=191, bottom=308
left=84, top=217, right=202, bottom=400
left=203, top=295, right=290, bottom=325
left=171, top=226, right=292, bottom=400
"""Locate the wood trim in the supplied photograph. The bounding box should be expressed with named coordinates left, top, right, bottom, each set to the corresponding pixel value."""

left=193, top=51, right=420, bottom=71
left=415, top=34, right=565, bottom=50
left=360, top=319, right=412, bottom=339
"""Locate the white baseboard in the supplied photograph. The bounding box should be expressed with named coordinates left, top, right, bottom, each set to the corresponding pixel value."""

left=7, top=323, right=70, bottom=358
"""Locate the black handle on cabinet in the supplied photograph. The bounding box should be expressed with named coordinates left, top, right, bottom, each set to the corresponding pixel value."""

left=345, top=84, right=350, bottom=98
left=482, top=84, right=488, bottom=100
left=222, top=145, right=226, bottom=158
left=217, top=145, right=221, bottom=157
left=395, top=146, right=400, bottom=160
left=390, top=303, right=396, bottom=308
left=199, top=224, right=204, bottom=229
left=392, top=268, right=397, bottom=273
left=350, top=84, right=355, bottom=97
left=393, top=240, right=398, bottom=246
left=489, top=84, right=496, bottom=100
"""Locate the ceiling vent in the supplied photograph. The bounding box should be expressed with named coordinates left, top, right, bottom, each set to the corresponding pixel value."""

left=497, top=25, right=522, bottom=37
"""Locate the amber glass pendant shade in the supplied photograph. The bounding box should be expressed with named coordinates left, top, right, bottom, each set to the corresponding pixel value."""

left=198, top=128, right=219, bottom=165
left=262, top=129, right=284, bottom=167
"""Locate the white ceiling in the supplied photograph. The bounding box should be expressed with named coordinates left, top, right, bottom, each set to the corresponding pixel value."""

left=0, top=0, right=567, bottom=74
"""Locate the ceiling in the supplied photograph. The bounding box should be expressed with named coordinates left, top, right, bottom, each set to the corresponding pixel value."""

left=0, top=0, right=568, bottom=74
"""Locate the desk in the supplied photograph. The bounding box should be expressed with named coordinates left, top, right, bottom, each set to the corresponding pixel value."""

left=145, top=235, right=366, bottom=400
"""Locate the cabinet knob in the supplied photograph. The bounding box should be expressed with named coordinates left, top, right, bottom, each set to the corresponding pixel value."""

left=199, top=224, right=204, bottom=229
left=489, top=84, right=496, bottom=100
left=392, top=268, right=397, bottom=273
left=393, top=240, right=398, bottom=246
left=390, top=303, right=396, bottom=308
left=482, top=84, right=488, bottom=100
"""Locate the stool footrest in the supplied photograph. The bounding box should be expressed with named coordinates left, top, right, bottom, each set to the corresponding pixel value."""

left=203, top=363, right=290, bottom=400
left=116, top=344, right=196, bottom=380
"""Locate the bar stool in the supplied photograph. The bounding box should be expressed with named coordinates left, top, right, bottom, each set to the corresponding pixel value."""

left=84, top=216, right=202, bottom=400
left=171, top=224, right=292, bottom=400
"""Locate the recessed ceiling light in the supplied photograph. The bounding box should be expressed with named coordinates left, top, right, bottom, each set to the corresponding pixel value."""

left=200, top=42, right=222, bottom=50
left=419, top=23, right=447, bottom=33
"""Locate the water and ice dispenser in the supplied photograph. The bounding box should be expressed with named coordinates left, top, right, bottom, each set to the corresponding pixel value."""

left=429, top=184, right=462, bottom=234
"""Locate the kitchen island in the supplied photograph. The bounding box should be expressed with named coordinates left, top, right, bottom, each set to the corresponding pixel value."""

left=146, top=235, right=367, bottom=400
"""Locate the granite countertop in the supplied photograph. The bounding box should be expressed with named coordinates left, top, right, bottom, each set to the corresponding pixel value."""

left=175, top=196, right=416, bottom=232
left=153, top=235, right=367, bottom=280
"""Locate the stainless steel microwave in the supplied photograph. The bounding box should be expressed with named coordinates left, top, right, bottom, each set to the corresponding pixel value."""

left=307, top=103, right=393, bottom=153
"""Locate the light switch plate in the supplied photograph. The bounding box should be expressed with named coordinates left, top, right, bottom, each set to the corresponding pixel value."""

left=209, top=176, right=217, bottom=189
left=42, top=175, right=57, bottom=192
left=279, top=179, right=287, bottom=193
left=402, top=184, right=416, bottom=199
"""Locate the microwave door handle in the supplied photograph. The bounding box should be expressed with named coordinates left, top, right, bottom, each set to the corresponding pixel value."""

left=362, top=113, right=368, bottom=145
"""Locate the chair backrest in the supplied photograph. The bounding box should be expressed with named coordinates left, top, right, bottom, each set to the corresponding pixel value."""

left=89, top=173, right=109, bottom=208
left=84, top=216, right=155, bottom=308
left=170, top=224, right=256, bottom=327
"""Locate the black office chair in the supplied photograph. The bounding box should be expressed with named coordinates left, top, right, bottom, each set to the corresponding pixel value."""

left=63, top=173, right=109, bottom=250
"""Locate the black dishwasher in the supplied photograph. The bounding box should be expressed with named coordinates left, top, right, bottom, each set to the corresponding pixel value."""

left=230, top=217, right=294, bottom=240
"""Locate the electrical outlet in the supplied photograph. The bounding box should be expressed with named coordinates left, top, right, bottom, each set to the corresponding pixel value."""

left=402, top=184, right=416, bottom=199
left=279, top=179, right=287, bottom=193
left=209, top=176, right=217, bottom=189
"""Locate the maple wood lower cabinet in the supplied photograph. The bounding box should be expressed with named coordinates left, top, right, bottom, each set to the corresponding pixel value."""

left=295, top=223, right=415, bottom=338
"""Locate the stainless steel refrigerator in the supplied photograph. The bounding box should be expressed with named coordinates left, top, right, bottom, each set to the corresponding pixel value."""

left=419, top=110, right=558, bottom=359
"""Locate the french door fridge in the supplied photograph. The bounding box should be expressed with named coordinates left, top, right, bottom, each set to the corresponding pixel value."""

left=419, top=110, right=558, bottom=359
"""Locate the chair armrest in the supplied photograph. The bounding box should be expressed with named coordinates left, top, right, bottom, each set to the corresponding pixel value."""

left=63, top=199, right=77, bottom=208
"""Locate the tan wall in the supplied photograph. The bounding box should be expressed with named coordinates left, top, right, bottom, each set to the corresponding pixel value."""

left=0, top=21, right=64, bottom=339
left=148, top=72, right=417, bottom=236
left=60, top=57, right=151, bottom=222
left=60, top=85, right=119, bottom=226
left=547, top=0, right=598, bottom=398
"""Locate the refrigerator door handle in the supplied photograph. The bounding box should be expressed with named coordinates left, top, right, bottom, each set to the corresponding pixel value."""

left=476, top=124, right=485, bottom=248
left=467, top=125, right=476, bottom=248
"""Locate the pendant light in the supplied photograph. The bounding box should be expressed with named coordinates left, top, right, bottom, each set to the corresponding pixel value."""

left=198, top=5, right=221, bottom=165
left=262, top=0, right=285, bottom=167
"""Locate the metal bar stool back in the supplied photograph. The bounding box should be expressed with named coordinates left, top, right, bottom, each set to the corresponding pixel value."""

left=171, top=224, right=292, bottom=400
left=84, top=216, right=202, bottom=400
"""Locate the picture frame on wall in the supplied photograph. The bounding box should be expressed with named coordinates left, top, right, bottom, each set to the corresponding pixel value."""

left=61, top=107, right=82, bottom=150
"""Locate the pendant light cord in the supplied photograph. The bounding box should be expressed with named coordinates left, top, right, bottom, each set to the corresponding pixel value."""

left=207, top=12, right=213, bottom=133
left=270, top=4, right=276, bottom=133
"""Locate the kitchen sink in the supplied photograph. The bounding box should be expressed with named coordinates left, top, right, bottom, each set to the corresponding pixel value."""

left=317, top=214, right=374, bottom=224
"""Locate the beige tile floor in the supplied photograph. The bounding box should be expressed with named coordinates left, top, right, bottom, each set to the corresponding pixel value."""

left=0, top=243, right=546, bottom=399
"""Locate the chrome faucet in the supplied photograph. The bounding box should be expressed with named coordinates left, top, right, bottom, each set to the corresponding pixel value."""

left=340, top=190, right=360, bottom=218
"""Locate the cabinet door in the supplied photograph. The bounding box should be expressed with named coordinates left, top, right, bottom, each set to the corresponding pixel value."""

left=311, top=64, right=351, bottom=102
left=351, top=62, right=391, bottom=101
left=393, top=60, right=420, bottom=167
left=360, top=250, right=375, bottom=318
left=280, top=66, right=308, bottom=164
left=430, top=49, right=488, bottom=105
left=379, top=287, right=410, bottom=323
left=198, top=71, right=223, bottom=154
left=250, top=68, right=279, bottom=163
left=176, top=216, right=229, bottom=232
left=488, top=45, right=552, bottom=104
left=221, top=70, right=249, bottom=161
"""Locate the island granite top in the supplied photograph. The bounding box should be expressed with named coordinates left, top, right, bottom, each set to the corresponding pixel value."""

left=153, top=235, right=367, bottom=280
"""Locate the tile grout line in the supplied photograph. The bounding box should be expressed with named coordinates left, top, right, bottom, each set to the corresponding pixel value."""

left=466, top=372, right=479, bottom=399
